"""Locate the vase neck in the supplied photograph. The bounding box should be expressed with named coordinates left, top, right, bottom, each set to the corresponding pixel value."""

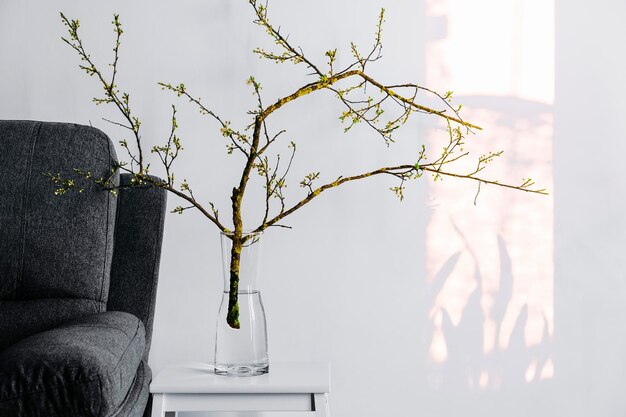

left=221, top=231, right=263, bottom=293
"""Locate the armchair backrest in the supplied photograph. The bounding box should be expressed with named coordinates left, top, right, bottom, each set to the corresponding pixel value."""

left=109, top=173, right=167, bottom=362
left=0, top=120, right=119, bottom=350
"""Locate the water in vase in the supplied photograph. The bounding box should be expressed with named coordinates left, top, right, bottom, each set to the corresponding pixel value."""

left=215, top=290, right=269, bottom=376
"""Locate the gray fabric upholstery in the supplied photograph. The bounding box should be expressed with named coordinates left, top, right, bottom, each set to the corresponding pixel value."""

left=0, top=120, right=119, bottom=349
left=0, top=312, right=145, bottom=417
left=109, top=174, right=167, bottom=362
left=0, top=299, right=106, bottom=352
left=113, top=361, right=151, bottom=417
left=0, top=120, right=167, bottom=417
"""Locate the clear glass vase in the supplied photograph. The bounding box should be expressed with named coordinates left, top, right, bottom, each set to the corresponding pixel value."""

left=214, top=231, right=269, bottom=376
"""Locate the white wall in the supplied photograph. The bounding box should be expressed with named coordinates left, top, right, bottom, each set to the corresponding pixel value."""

left=555, top=0, right=626, bottom=415
left=1, top=0, right=626, bottom=416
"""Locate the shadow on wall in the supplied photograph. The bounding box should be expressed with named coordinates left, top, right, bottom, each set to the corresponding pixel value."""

left=424, top=96, right=554, bottom=392
left=427, top=234, right=552, bottom=391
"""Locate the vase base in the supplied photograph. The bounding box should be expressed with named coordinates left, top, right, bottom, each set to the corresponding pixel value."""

left=214, top=362, right=269, bottom=377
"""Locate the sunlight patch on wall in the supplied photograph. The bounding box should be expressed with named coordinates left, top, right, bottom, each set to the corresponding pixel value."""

left=424, top=0, right=554, bottom=390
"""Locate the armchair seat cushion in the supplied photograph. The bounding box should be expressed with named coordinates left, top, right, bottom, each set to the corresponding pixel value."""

left=0, top=311, right=146, bottom=417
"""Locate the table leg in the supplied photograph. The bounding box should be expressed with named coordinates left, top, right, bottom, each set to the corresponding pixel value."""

left=151, top=393, right=165, bottom=417
left=313, top=393, right=329, bottom=417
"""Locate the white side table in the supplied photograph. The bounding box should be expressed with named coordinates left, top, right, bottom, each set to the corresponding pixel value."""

left=150, top=362, right=330, bottom=416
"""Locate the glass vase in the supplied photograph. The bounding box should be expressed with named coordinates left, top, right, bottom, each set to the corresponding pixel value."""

left=214, top=231, right=269, bottom=376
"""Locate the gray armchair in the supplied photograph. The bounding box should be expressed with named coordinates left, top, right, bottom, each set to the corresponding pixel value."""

left=0, top=120, right=167, bottom=417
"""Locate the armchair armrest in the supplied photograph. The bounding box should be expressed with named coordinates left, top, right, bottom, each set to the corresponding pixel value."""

left=0, top=311, right=145, bottom=417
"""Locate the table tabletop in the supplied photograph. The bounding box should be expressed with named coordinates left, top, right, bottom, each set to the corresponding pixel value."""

left=150, top=362, right=331, bottom=394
